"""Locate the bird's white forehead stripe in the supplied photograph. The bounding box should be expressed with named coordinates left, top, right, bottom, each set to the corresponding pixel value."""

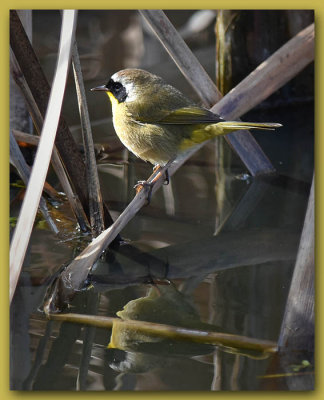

left=111, top=72, right=119, bottom=81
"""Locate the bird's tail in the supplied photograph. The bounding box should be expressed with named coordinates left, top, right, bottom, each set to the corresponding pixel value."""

left=210, top=121, right=282, bottom=134
left=179, top=121, right=282, bottom=151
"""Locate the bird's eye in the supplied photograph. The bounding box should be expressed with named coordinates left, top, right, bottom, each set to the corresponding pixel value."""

left=113, top=82, right=122, bottom=92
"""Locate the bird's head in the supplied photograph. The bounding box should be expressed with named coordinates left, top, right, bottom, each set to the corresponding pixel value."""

left=91, top=68, right=164, bottom=106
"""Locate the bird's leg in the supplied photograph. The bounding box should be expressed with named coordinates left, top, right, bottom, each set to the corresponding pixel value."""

left=145, top=277, right=171, bottom=295
left=134, top=162, right=173, bottom=204
left=152, top=164, right=160, bottom=174
left=153, top=164, right=169, bottom=185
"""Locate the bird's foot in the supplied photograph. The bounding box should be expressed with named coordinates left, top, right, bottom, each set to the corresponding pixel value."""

left=145, top=277, right=171, bottom=295
left=163, top=169, right=170, bottom=185
left=134, top=180, right=154, bottom=205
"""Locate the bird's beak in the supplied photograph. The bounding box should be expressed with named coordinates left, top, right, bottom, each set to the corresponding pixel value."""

left=91, top=85, right=108, bottom=92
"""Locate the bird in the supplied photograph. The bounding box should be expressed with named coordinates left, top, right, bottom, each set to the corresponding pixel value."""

left=91, top=68, right=281, bottom=196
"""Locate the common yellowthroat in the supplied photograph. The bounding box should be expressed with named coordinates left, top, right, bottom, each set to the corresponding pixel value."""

left=91, top=68, right=281, bottom=176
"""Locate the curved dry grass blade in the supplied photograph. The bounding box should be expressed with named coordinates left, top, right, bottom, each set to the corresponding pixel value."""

left=278, top=174, right=314, bottom=349
left=10, top=10, right=78, bottom=304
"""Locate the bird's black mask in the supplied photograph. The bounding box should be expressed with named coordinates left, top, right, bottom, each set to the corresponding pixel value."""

left=106, top=79, right=128, bottom=103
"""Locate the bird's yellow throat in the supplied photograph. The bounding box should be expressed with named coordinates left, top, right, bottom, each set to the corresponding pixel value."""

left=107, top=91, right=119, bottom=108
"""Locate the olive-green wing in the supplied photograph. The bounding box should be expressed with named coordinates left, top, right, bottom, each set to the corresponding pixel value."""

left=126, top=79, right=224, bottom=125
left=134, top=106, right=224, bottom=125
left=156, top=106, right=225, bottom=125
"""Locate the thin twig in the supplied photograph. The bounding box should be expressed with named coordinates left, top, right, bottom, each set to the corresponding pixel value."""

left=10, top=131, right=59, bottom=234
left=12, top=130, right=61, bottom=200
left=12, top=128, right=40, bottom=146
left=10, top=10, right=78, bottom=304
left=72, top=42, right=105, bottom=236
left=22, top=320, right=53, bottom=390
left=47, top=312, right=277, bottom=353
left=76, top=292, right=100, bottom=391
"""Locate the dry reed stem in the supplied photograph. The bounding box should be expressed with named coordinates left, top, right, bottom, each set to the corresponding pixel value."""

left=10, top=10, right=78, bottom=304
left=10, top=11, right=91, bottom=216
left=72, top=42, right=105, bottom=235
left=140, top=9, right=222, bottom=106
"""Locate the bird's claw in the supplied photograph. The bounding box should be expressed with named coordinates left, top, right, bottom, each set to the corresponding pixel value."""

left=134, top=167, right=170, bottom=205
left=163, top=169, right=170, bottom=185
left=134, top=180, right=154, bottom=204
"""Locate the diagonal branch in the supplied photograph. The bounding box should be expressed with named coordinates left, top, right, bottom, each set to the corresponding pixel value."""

left=46, top=22, right=314, bottom=310
left=212, top=23, right=314, bottom=119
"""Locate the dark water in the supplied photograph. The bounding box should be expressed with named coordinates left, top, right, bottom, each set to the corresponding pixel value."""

left=10, top=10, right=314, bottom=390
